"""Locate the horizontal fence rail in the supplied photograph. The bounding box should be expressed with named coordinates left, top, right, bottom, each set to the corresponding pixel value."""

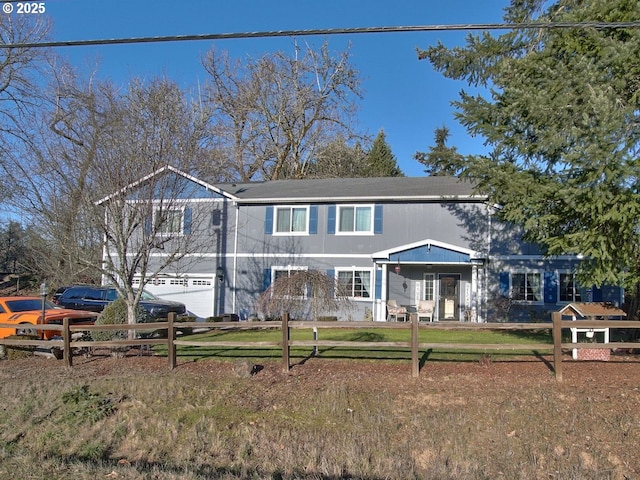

left=2, top=312, right=640, bottom=380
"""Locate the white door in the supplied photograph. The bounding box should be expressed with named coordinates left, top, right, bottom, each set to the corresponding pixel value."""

left=137, top=275, right=215, bottom=319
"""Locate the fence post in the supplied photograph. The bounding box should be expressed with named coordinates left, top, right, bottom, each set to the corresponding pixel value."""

left=411, top=313, right=419, bottom=378
left=552, top=311, right=563, bottom=382
left=63, top=317, right=72, bottom=368
left=167, top=312, right=176, bottom=370
left=282, top=312, right=290, bottom=372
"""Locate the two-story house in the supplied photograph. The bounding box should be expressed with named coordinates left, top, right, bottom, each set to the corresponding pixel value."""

left=112, top=166, right=622, bottom=322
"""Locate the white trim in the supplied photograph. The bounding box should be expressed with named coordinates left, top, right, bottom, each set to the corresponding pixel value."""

left=96, top=165, right=236, bottom=205
left=273, top=205, right=310, bottom=236
left=493, top=254, right=582, bottom=261
left=154, top=205, right=185, bottom=237
left=130, top=252, right=375, bottom=259
left=271, top=265, right=309, bottom=299
left=372, top=238, right=482, bottom=260
left=234, top=194, right=487, bottom=204
left=334, top=266, right=374, bottom=301
left=507, top=269, right=545, bottom=305
left=335, top=204, right=374, bottom=236
left=422, top=272, right=435, bottom=301
left=556, top=270, right=584, bottom=304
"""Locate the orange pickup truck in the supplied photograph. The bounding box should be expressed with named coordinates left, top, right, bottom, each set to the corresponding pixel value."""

left=0, top=296, right=98, bottom=340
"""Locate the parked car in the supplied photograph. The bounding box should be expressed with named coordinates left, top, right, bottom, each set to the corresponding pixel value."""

left=0, top=296, right=98, bottom=339
left=53, top=285, right=187, bottom=319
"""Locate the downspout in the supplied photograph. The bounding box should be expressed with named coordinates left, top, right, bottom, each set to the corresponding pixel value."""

left=232, top=201, right=239, bottom=314
left=101, top=207, right=109, bottom=286
left=485, top=204, right=493, bottom=323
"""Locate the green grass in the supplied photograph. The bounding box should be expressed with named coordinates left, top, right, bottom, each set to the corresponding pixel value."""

left=158, top=326, right=554, bottom=363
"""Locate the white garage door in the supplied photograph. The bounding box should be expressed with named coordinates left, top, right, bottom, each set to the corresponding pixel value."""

left=136, top=275, right=215, bottom=319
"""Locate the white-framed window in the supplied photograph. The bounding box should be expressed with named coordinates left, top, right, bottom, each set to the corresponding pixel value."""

left=511, top=272, right=543, bottom=302
left=336, top=205, right=373, bottom=234
left=336, top=268, right=372, bottom=299
left=423, top=273, right=435, bottom=301
left=275, top=206, right=309, bottom=234
left=272, top=266, right=308, bottom=298
left=559, top=272, right=583, bottom=303
left=155, top=207, right=185, bottom=235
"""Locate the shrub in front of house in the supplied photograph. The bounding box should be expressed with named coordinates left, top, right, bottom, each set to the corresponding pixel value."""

left=92, top=298, right=152, bottom=342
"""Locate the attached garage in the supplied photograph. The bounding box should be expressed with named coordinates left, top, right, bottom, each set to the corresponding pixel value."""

left=135, top=275, right=216, bottom=319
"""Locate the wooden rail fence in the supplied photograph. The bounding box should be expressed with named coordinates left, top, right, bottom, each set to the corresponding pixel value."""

left=2, top=312, right=640, bottom=381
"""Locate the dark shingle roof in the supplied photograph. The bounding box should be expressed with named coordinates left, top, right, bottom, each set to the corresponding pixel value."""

left=215, top=176, right=482, bottom=203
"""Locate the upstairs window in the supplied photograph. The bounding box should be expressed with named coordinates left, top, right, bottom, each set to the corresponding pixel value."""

left=153, top=206, right=191, bottom=236
left=337, top=205, right=373, bottom=234
left=275, top=206, right=308, bottom=234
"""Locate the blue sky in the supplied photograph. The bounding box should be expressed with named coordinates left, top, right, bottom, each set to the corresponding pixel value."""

left=44, top=0, right=510, bottom=177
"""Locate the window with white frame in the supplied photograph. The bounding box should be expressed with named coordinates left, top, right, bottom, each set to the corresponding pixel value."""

left=336, top=268, right=372, bottom=299
left=272, top=266, right=308, bottom=298
left=275, top=206, right=308, bottom=234
left=511, top=272, right=542, bottom=302
left=156, top=207, right=184, bottom=235
left=423, top=273, right=435, bottom=301
left=559, top=272, right=583, bottom=302
left=337, top=205, right=373, bottom=234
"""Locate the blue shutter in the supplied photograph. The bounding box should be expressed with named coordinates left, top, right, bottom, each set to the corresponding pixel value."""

left=544, top=272, right=557, bottom=303
left=591, top=285, right=603, bottom=302
left=183, top=208, right=192, bottom=235
left=326, top=269, right=335, bottom=298
left=499, top=272, right=510, bottom=297
left=144, top=214, right=152, bottom=236
left=309, top=205, right=318, bottom=234
left=375, top=268, right=382, bottom=300
left=374, top=204, right=383, bottom=234
left=265, top=206, right=274, bottom=235
left=327, top=205, right=336, bottom=234
left=263, top=268, right=272, bottom=292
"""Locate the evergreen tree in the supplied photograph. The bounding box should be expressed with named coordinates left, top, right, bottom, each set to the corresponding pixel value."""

left=418, top=0, right=640, bottom=297
left=366, top=130, right=404, bottom=177
left=414, top=126, right=464, bottom=176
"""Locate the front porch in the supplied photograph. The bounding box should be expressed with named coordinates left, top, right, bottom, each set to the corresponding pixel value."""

left=371, top=239, right=486, bottom=323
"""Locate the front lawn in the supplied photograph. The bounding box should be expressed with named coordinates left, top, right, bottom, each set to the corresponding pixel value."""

left=156, top=324, right=554, bottom=362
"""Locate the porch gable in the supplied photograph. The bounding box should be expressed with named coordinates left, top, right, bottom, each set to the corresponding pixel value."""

left=373, top=239, right=483, bottom=265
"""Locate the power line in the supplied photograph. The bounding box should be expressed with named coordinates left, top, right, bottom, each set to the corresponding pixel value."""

left=1, top=21, right=639, bottom=49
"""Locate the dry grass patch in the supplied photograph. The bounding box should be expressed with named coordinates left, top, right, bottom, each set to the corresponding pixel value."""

left=0, top=355, right=639, bottom=479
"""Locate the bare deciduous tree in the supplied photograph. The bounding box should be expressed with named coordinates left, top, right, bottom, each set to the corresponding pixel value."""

left=0, top=14, right=51, bottom=202
left=201, top=41, right=364, bottom=181
left=13, top=69, right=214, bottom=326
left=256, top=270, right=354, bottom=321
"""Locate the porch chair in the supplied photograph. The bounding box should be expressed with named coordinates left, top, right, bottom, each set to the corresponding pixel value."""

left=417, top=300, right=435, bottom=322
left=387, top=299, right=407, bottom=322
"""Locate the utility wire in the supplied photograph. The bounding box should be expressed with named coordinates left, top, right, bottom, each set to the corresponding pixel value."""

left=1, top=21, right=639, bottom=49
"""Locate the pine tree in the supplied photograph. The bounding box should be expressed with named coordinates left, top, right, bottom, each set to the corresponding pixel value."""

left=418, top=0, right=640, bottom=296
left=414, top=126, right=464, bottom=176
left=366, top=130, right=404, bottom=177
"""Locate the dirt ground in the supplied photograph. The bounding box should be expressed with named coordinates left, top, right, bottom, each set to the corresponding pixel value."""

left=6, top=348, right=640, bottom=393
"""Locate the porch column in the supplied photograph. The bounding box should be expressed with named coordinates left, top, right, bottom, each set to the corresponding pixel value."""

left=376, top=264, right=388, bottom=321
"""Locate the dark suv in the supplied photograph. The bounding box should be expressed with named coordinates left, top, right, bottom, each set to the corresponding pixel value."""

left=54, top=285, right=187, bottom=319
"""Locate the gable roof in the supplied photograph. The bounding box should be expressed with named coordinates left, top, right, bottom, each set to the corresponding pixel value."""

left=96, top=165, right=236, bottom=205
left=213, top=176, right=483, bottom=204
left=373, top=238, right=484, bottom=263
left=558, top=302, right=626, bottom=318
left=100, top=167, right=483, bottom=205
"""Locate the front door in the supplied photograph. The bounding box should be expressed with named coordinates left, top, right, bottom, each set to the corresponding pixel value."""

left=438, top=274, right=460, bottom=320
